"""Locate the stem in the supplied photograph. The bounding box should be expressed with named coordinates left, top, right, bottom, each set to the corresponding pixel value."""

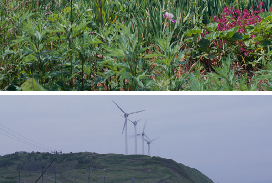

left=69, top=0, right=73, bottom=87
left=168, top=19, right=171, bottom=34
left=82, top=55, right=84, bottom=90
left=99, top=0, right=103, bottom=28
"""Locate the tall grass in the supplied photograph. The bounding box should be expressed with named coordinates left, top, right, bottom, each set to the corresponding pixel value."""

left=0, top=0, right=272, bottom=90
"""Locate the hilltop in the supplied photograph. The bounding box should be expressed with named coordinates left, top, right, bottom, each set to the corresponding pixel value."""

left=0, top=151, right=213, bottom=183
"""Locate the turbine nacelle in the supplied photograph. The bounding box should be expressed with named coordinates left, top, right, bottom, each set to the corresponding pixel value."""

left=144, top=139, right=151, bottom=145
left=128, top=119, right=141, bottom=127
left=141, top=132, right=145, bottom=136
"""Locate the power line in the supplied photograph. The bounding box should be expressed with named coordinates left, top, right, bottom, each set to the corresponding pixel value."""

left=0, top=123, right=53, bottom=151
left=0, top=130, right=50, bottom=151
left=0, top=125, right=54, bottom=152
left=0, top=126, right=50, bottom=151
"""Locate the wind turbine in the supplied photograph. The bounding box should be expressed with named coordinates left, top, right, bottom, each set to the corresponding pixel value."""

left=140, top=121, right=147, bottom=155
left=128, top=119, right=141, bottom=155
left=112, top=100, right=145, bottom=155
left=144, top=135, right=159, bottom=156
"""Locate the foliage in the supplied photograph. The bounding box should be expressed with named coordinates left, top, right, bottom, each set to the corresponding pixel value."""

left=21, top=78, right=47, bottom=91
left=1, top=0, right=272, bottom=90
left=0, top=151, right=213, bottom=183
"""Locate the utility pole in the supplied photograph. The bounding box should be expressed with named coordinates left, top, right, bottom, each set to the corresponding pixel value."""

left=55, top=167, right=57, bottom=183
left=88, top=169, right=90, bottom=183
left=102, top=169, right=107, bottom=183
left=41, top=163, right=44, bottom=183
left=74, top=170, right=76, bottom=183
left=88, top=167, right=92, bottom=183
left=55, top=150, right=57, bottom=183
left=35, top=158, right=56, bottom=183
left=18, top=164, right=20, bottom=183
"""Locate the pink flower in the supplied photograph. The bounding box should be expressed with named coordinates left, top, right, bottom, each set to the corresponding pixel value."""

left=163, top=12, right=176, bottom=23
left=244, top=51, right=249, bottom=57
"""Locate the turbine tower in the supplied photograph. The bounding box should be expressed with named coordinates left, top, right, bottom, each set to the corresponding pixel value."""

left=112, top=100, right=145, bottom=155
left=144, top=136, right=159, bottom=156
left=128, top=119, right=141, bottom=155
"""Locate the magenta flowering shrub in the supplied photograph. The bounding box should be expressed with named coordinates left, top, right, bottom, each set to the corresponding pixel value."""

left=213, top=5, right=263, bottom=33
left=209, top=2, right=270, bottom=57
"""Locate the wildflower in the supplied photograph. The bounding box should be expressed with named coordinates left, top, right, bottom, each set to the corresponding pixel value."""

left=163, top=12, right=176, bottom=23
left=244, top=51, right=249, bottom=57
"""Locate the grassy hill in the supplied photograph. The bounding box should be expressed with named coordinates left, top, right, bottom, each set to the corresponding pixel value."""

left=0, top=151, right=213, bottom=183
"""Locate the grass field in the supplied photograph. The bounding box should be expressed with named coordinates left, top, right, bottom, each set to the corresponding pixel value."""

left=1, top=0, right=272, bottom=90
left=0, top=151, right=214, bottom=182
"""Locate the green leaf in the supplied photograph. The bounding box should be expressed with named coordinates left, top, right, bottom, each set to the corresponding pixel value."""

left=198, top=38, right=210, bottom=48
left=21, top=78, right=47, bottom=91
left=245, top=25, right=255, bottom=33
left=259, top=12, right=272, bottom=19
left=184, top=28, right=202, bottom=36
left=223, top=27, right=239, bottom=38
left=34, top=31, right=41, bottom=41
left=265, top=16, right=272, bottom=21
left=262, top=40, right=272, bottom=47
left=144, top=53, right=163, bottom=59
left=232, top=33, right=243, bottom=40
left=183, top=12, right=191, bottom=23
left=204, top=32, right=219, bottom=40
left=243, top=34, right=250, bottom=39
left=22, top=54, right=35, bottom=63
left=205, top=23, right=218, bottom=32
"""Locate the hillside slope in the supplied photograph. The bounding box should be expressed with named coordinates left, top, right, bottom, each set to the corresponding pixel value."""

left=0, top=152, right=213, bottom=183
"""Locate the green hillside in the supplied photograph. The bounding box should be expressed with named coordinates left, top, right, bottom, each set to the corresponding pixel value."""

left=0, top=151, right=213, bottom=183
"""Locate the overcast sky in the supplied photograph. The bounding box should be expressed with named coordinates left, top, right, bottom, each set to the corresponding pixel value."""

left=0, top=94, right=272, bottom=183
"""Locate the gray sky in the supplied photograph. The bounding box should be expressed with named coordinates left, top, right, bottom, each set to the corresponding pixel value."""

left=0, top=94, right=272, bottom=183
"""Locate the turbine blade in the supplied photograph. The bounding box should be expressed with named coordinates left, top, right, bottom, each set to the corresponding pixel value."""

left=136, top=119, right=142, bottom=123
left=122, top=120, right=127, bottom=134
left=150, top=137, right=160, bottom=143
left=112, top=100, right=125, bottom=114
left=130, top=134, right=141, bottom=138
left=128, top=118, right=133, bottom=123
left=145, top=135, right=150, bottom=141
left=143, top=121, right=147, bottom=133
left=129, top=134, right=136, bottom=138
left=128, top=110, right=145, bottom=115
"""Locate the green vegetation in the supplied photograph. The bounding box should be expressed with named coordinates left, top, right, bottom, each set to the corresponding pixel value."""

left=0, top=151, right=213, bottom=182
left=1, top=0, right=272, bottom=90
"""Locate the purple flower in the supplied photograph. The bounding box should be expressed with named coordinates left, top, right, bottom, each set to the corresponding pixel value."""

left=244, top=51, right=249, bottom=57
left=163, top=12, right=176, bottom=23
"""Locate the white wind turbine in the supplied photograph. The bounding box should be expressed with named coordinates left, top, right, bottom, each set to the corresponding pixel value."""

left=144, top=135, right=159, bottom=156
left=112, top=100, right=145, bottom=155
left=128, top=119, right=141, bottom=155
left=140, top=121, right=147, bottom=155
